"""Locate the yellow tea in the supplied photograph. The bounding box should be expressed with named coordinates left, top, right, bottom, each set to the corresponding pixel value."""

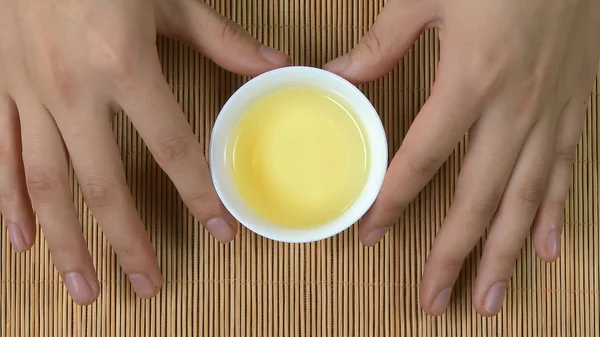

left=228, top=87, right=369, bottom=228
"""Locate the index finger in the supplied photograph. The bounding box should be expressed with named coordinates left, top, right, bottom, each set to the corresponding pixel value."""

left=117, top=55, right=237, bottom=243
left=359, top=62, right=490, bottom=245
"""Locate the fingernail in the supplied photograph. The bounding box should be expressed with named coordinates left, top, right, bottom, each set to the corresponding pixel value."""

left=7, top=222, right=27, bottom=252
left=324, top=54, right=350, bottom=74
left=546, top=229, right=561, bottom=260
left=129, top=274, right=157, bottom=298
left=362, top=227, right=389, bottom=246
left=483, top=282, right=506, bottom=315
left=259, top=46, right=291, bottom=66
left=430, top=287, right=452, bottom=316
left=206, top=217, right=237, bottom=243
left=63, top=272, right=93, bottom=304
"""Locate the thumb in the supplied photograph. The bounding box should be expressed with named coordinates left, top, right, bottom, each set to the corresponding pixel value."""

left=157, top=0, right=291, bottom=77
left=324, top=0, right=435, bottom=83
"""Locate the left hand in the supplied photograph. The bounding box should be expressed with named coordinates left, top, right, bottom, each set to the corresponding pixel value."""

left=325, top=0, right=600, bottom=316
left=0, top=0, right=290, bottom=305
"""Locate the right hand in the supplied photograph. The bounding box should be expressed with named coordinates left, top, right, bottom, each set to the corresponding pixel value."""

left=0, top=0, right=290, bottom=305
left=324, top=0, right=599, bottom=316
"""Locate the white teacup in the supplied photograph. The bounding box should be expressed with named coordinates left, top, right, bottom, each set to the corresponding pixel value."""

left=210, top=66, right=387, bottom=243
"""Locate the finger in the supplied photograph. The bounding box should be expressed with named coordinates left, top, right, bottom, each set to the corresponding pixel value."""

left=473, top=115, right=555, bottom=316
left=157, top=0, right=291, bottom=76
left=324, top=0, right=435, bottom=83
left=358, top=61, right=489, bottom=246
left=53, top=109, right=163, bottom=298
left=418, top=96, right=534, bottom=316
left=0, top=92, right=35, bottom=252
left=532, top=97, right=587, bottom=262
left=18, top=99, right=99, bottom=305
left=529, top=6, right=600, bottom=262
left=117, top=56, right=238, bottom=243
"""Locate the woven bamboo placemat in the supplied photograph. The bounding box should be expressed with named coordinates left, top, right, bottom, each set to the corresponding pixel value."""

left=2, top=0, right=599, bottom=336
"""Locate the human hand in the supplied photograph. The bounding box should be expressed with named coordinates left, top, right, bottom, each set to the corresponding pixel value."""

left=0, top=0, right=290, bottom=305
left=325, top=0, right=600, bottom=316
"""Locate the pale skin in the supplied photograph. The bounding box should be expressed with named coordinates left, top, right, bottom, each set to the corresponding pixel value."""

left=0, top=0, right=598, bottom=318
left=0, top=0, right=290, bottom=305
left=324, top=0, right=600, bottom=316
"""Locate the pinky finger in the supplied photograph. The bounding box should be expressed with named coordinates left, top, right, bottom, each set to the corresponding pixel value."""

left=0, top=92, right=35, bottom=252
left=532, top=97, right=588, bottom=262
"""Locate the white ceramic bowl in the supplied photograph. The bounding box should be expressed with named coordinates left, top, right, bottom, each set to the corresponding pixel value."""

left=210, top=66, right=387, bottom=243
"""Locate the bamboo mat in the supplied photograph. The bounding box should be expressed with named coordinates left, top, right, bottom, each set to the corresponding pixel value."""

left=2, top=0, right=599, bottom=336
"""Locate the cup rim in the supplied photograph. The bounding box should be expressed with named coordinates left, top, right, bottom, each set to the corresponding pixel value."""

left=210, top=66, right=388, bottom=243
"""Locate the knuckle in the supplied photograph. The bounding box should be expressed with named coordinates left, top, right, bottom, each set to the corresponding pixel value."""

left=49, top=56, right=77, bottom=105
left=463, top=50, right=509, bottom=96
left=359, top=28, right=384, bottom=59
left=184, top=190, right=220, bottom=219
left=554, top=146, right=577, bottom=163
left=437, top=255, right=464, bottom=275
left=515, top=76, right=545, bottom=121
left=112, top=237, right=149, bottom=262
left=25, top=166, right=62, bottom=202
left=80, top=176, right=117, bottom=209
left=37, top=36, right=79, bottom=104
left=89, top=36, right=134, bottom=78
left=548, top=199, right=568, bottom=212
left=0, top=142, right=7, bottom=163
left=403, top=148, right=440, bottom=180
left=491, top=247, right=522, bottom=264
left=467, top=188, right=503, bottom=220
left=153, top=135, right=193, bottom=166
left=47, top=240, right=81, bottom=261
left=218, top=16, right=244, bottom=43
left=0, top=192, right=15, bottom=208
left=516, top=183, right=545, bottom=205
left=0, top=147, right=9, bottom=168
